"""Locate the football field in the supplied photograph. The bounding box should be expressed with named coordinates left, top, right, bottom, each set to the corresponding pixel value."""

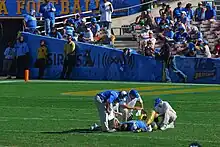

left=0, top=80, right=220, bottom=147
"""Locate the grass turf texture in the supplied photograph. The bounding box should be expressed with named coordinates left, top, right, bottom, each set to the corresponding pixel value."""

left=0, top=81, right=220, bottom=147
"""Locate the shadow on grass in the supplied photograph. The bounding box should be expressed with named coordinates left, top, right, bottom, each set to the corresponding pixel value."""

left=41, top=128, right=102, bottom=134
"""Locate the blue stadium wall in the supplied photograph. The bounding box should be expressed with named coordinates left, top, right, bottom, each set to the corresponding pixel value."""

left=23, top=32, right=220, bottom=84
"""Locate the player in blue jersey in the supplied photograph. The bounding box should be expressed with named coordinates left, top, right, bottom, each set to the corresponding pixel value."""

left=94, top=90, right=127, bottom=132
left=119, top=120, right=152, bottom=132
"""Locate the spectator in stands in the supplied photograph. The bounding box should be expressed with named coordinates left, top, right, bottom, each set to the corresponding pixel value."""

left=35, top=40, right=47, bottom=79
left=188, top=26, right=203, bottom=42
left=100, top=0, right=114, bottom=31
left=214, top=39, right=220, bottom=57
left=60, top=35, right=76, bottom=79
left=174, top=27, right=188, bottom=44
left=185, top=42, right=196, bottom=57
left=15, top=35, right=29, bottom=79
left=40, top=0, right=56, bottom=35
left=180, top=11, right=190, bottom=30
left=146, top=31, right=156, bottom=49
left=49, top=27, right=62, bottom=39
left=194, top=2, right=205, bottom=21
left=184, top=3, right=194, bottom=21
left=205, top=3, right=216, bottom=21
left=158, top=25, right=174, bottom=42
left=64, top=21, right=75, bottom=37
left=138, top=25, right=150, bottom=49
left=173, top=2, right=183, bottom=20
left=76, top=18, right=87, bottom=34
left=83, top=27, right=94, bottom=43
left=145, top=9, right=155, bottom=28
left=135, top=11, right=147, bottom=25
left=165, top=5, right=173, bottom=21
left=195, top=39, right=211, bottom=58
left=23, top=9, right=38, bottom=34
left=156, top=43, right=187, bottom=83
left=144, top=40, right=155, bottom=56
left=159, top=3, right=167, bottom=17
left=2, top=42, right=15, bottom=79
left=89, top=18, right=100, bottom=37
left=96, top=28, right=115, bottom=46
left=174, top=18, right=186, bottom=32
left=159, top=13, right=170, bottom=31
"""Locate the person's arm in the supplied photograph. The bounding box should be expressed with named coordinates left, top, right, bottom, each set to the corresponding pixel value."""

left=109, top=3, right=113, bottom=13
left=57, top=32, right=63, bottom=39
left=50, top=2, right=56, bottom=12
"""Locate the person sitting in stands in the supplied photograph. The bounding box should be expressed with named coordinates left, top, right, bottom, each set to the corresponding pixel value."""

left=89, top=18, right=101, bottom=37
left=64, top=21, right=75, bottom=37
left=83, top=27, right=94, bottom=43
left=205, top=3, right=216, bottom=21
left=49, top=27, right=63, bottom=39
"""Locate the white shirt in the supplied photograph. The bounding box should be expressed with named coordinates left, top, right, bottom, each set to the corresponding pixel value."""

left=154, top=101, right=176, bottom=115
left=84, top=30, right=94, bottom=42
left=146, top=37, right=156, bottom=49
left=204, top=45, right=211, bottom=58
left=100, top=1, right=113, bottom=22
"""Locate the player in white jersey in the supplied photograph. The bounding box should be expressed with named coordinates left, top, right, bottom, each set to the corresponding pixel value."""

left=154, top=98, right=177, bottom=130
left=118, top=89, right=144, bottom=122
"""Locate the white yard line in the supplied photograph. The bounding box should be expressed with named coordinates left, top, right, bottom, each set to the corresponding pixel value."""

left=1, top=129, right=220, bottom=144
left=0, top=80, right=220, bottom=86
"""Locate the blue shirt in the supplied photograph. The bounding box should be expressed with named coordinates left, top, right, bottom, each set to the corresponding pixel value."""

left=15, top=42, right=29, bottom=57
left=184, top=8, right=194, bottom=20
left=205, top=9, right=216, bottom=20
left=194, top=8, right=205, bottom=21
left=49, top=32, right=63, bottom=39
left=24, top=15, right=37, bottom=29
left=164, top=31, right=174, bottom=39
left=4, top=47, right=16, bottom=59
left=174, top=32, right=188, bottom=42
left=98, top=90, right=119, bottom=103
left=121, top=120, right=149, bottom=132
left=173, top=7, right=183, bottom=19
left=64, top=26, right=75, bottom=36
left=40, top=2, right=56, bottom=19
left=90, top=23, right=100, bottom=36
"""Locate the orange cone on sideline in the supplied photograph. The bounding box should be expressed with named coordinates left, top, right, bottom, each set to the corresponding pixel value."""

left=24, top=70, right=29, bottom=82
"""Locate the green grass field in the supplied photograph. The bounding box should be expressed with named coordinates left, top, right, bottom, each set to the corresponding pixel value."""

left=0, top=80, right=220, bottom=147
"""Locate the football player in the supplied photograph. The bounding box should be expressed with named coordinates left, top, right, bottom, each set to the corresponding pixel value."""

left=154, top=98, right=177, bottom=130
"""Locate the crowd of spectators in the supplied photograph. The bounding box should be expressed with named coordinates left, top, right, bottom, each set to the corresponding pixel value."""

left=23, top=0, right=115, bottom=47
left=3, top=0, right=220, bottom=79
left=130, top=1, right=220, bottom=58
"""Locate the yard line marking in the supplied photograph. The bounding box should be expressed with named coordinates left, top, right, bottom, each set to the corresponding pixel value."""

left=1, top=117, right=220, bottom=127
left=0, top=80, right=220, bottom=86
left=1, top=129, right=220, bottom=144
left=61, top=86, right=186, bottom=96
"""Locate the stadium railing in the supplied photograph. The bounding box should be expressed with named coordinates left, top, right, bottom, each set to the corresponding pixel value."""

left=36, top=0, right=157, bottom=35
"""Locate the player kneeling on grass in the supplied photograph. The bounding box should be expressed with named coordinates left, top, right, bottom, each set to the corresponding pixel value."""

left=94, top=90, right=127, bottom=132
left=118, top=89, right=144, bottom=122
left=153, top=98, right=177, bottom=130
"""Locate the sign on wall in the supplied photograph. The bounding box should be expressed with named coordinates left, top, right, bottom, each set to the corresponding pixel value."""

left=0, top=0, right=140, bottom=17
left=22, top=32, right=220, bottom=84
